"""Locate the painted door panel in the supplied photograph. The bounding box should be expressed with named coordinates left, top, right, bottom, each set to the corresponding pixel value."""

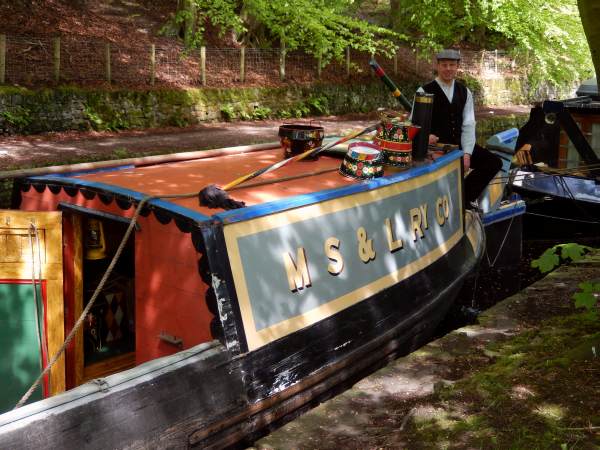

left=0, top=210, right=65, bottom=410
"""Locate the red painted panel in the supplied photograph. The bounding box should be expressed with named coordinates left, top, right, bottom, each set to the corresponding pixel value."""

left=134, top=218, right=212, bottom=364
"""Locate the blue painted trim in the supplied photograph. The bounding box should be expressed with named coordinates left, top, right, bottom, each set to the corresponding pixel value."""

left=27, top=175, right=211, bottom=222
left=27, top=150, right=462, bottom=226
left=49, top=165, right=136, bottom=177
left=482, top=201, right=526, bottom=226
left=216, top=151, right=463, bottom=224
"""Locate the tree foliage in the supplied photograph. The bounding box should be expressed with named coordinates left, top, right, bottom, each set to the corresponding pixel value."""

left=390, top=0, right=593, bottom=87
left=173, top=0, right=404, bottom=62
left=577, top=0, right=600, bottom=91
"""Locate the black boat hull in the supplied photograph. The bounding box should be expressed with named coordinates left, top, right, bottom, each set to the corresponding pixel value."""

left=0, top=214, right=483, bottom=450
left=511, top=170, right=600, bottom=239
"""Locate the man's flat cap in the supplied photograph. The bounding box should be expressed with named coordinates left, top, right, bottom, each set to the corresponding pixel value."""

left=436, top=49, right=461, bottom=60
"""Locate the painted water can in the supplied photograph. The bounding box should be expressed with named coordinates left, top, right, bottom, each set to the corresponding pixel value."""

left=374, top=120, right=420, bottom=169
left=278, top=124, right=325, bottom=159
left=339, top=142, right=384, bottom=180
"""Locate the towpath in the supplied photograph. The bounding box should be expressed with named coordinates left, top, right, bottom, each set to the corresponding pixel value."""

left=0, top=106, right=529, bottom=170
left=253, top=252, right=600, bottom=449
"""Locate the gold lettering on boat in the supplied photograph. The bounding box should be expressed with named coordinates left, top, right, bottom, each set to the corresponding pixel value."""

left=384, top=218, right=403, bottom=252
left=283, top=247, right=312, bottom=292
left=357, top=226, right=376, bottom=263
left=419, top=204, right=429, bottom=230
left=410, top=207, right=424, bottom=241
left=324, top=237, right=344, bottom=275
left=436, top=195, right=450, bottom=226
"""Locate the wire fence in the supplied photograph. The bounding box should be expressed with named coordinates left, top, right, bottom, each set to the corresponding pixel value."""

left=0, top=34, right=521, bottom=89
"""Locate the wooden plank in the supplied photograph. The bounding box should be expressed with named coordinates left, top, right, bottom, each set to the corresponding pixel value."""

left=46, top=278, right=65, bottom=395
left=0, top=344, right=242, bottom=450
left=82, top=352, right=135, bottom=383
left=72, top=215, right=84, bottom=387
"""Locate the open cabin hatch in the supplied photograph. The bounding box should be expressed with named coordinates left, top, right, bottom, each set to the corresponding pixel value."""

left=61, top=204, right=136, bottom=388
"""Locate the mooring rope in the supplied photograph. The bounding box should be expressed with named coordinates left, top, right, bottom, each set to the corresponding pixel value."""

left=27, top=224, right=47, bottom=391
left=484, top=206, right=517, bottom=268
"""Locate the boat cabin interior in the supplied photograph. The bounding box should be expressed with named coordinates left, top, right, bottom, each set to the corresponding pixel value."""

left=516, top=97, right=600, bottom=172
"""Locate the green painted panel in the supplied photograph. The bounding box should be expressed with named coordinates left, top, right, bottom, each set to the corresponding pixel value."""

left=0, top=282, right=44, bottom=413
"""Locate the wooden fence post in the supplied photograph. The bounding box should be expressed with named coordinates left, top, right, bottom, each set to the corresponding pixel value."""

left=279, top=39, right=286, bottom=81
left=200, top=46, right=206, bottom=86
left=494, top=49, right=498, bottom=73
left=53, top=37, right=60, bottom=83
left=240, top=46, right=245, bottom=83
left=480, top=50, right=485, bottom=74
left=105, top=43, right=111, bottom=84
left=317, top=50, right=322, bottom=79
left=150, top=44, right=156, bottom=85
left=415, top=48, right=419, bottom=74
left=346, top=47, right=350, bottom=77
left=0, top=35, right=5, bottom=85
left=394, top=52, right=398, bottom=76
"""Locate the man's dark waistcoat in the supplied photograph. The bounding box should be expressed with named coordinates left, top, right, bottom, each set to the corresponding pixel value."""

left=422, top=80, right=468, bottom=145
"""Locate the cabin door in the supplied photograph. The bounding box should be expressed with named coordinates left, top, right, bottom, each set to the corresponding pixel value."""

left=64, top=211, right=136, bottom=388
left=0, top=210, right=64, bottom=413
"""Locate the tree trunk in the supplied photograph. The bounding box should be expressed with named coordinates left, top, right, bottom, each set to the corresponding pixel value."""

left=578, top=0, right=600, bottom=91
left=183, top=0, right=196, bottom=47
left=389, top=0, right=400, bottom=29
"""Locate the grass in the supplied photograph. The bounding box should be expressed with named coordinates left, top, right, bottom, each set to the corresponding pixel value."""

left=403, top=311, right=600, bottom=449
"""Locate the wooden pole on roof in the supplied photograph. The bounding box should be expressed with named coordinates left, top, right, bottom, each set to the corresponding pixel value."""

left=53, top=37, right=60, bottom=82
left=200, top=46, right=206, bottom=86
left=150, top=44, right=156, bottom=85
left=0, top=35, right=5, bottom=84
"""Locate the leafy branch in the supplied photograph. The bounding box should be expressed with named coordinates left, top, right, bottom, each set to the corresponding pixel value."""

left=531, top=243, right=598, bottom=313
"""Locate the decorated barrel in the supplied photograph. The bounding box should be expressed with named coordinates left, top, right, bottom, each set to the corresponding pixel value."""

left=278, top=124, right=325, bottom=159
left=339, top=142, right=384, bottom=180
left=373, top=119, right=420, bottom=169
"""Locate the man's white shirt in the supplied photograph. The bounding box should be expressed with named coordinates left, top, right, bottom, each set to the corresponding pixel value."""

left=415, top=78, right=476, bottom=155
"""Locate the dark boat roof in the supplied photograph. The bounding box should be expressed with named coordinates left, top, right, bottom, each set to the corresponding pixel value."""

left=26, top=146, right=461, bottom=226
left=576, top=77, right=598, bottom=97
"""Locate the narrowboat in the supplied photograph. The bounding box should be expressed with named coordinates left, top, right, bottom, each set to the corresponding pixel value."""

left=508, top=95, right=600, bottom=238
left=0, top=135, right=485, bottom=449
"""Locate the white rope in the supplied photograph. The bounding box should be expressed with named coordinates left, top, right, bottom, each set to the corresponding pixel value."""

left=27, top=225, right=45, bottom=381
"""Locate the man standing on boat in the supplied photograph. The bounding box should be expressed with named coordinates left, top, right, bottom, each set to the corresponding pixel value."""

left=419, top=49, right=502, bottom=206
